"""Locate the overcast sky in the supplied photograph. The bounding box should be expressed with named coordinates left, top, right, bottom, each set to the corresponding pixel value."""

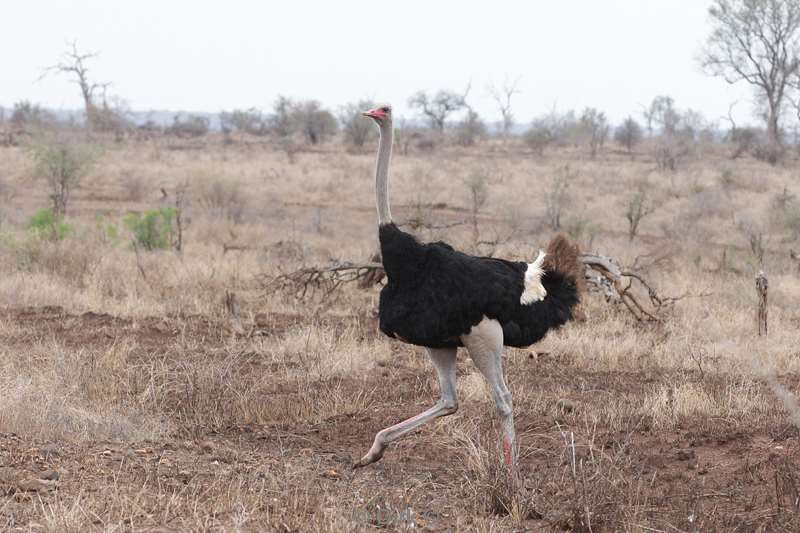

left=2, top=0, right=758, bottom=125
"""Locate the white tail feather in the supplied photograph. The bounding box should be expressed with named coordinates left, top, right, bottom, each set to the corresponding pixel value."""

left=520, top=250, right=547, bottom=305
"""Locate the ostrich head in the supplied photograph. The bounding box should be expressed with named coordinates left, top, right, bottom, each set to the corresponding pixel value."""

left=362, top=105, right=392, bottom=126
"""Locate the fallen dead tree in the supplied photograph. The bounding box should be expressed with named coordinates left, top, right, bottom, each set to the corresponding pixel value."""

left=579, top=253, right=707, bottom=322
left=259, top=261, right=384, bottom=300
left=261, top=251, right=705, bottom=322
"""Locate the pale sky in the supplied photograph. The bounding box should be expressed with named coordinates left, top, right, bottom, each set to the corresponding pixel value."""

left=2, top=0, right=758, bottom=126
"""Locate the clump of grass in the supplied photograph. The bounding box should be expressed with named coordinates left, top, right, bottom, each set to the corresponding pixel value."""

left=28, top=207, right=72, bottom=240
left=451, top=420, right=537, bottom=522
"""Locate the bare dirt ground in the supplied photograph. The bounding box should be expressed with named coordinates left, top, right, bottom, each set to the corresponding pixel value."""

left=2, top=136, right=800, bottom=530
left=2, top=306, right=800, bottom=531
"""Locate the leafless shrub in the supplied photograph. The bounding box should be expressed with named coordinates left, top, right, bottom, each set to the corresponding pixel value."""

left=580, top=107, right=609, bottom=158
left=196, top=177, right=245, bottom=223
left=455, top=109, right=487, bottom=147
left=738, top=218, right=768, bottom=266
left=464, top=169, right=490, bottom=244
left=753, top=141, right=784, bottom=165
left=120, top=169, right=147, bottom=202
left=10, top=100, right=55, bottom=132
left=0, top=178, right=16, bottom=225
left=769, top=187, right=800, bottom=240
left=525, top=110, right=580, bottom=155
left=717, top=168, right=741, bottom=193
left=219, top=107, right=269, bottom=135
left=729, top=127, right=759, bottom=158
left=167, top=114, right=209, bottom=138
left=339, top=99, right=376, bottom=148
left=545, top=165, right=574, bottom=230
left=415, top=137, right=436, bottom=152
left=564, top=214, right=602, bottom=249
left=268, top=96, right=338, bottom=145
left=291, top=99, right=338, bottom=145
left=524, top=119, right=556, bottom=155
left=219, top=108, right=268, bottom=136
left=279, top=137, right=298, bottom=164
left=613, top=117, right=643, bottom=153
left=269, top=95, right=295, bottom=138
left=654, top=136, right=689, bottom=171
left=30, top=134, right=96, bottom=217
left=689, top=188, right=732, bottom=219
left=624, top=181, right=656, bottom=241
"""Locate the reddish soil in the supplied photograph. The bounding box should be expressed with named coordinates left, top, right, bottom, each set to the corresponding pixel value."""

left=1, top=307, right=799, bottom=531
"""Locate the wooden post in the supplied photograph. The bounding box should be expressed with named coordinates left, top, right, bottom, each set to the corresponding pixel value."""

left=755, top=270, right=768, bottom=336
left=224, top=290, right=245, bottom=335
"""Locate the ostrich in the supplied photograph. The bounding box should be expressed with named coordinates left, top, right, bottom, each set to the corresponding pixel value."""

left=354, top=104, right=581, bottom=471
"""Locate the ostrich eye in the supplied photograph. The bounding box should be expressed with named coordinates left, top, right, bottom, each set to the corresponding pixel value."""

left=382, top=107, right=390, bottom=113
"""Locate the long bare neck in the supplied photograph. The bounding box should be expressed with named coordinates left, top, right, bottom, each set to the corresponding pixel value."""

left=374, top=122, right=393, bottom=225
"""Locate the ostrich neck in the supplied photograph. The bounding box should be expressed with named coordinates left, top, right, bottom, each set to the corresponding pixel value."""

left=374, top=123, right=393, bottom=225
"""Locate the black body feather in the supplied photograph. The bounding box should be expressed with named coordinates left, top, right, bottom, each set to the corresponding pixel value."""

left=378, top=223, right=579, bottom=348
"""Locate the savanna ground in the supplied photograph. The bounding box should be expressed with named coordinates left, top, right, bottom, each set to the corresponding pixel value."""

left=1, top=132, right=800, bottom=531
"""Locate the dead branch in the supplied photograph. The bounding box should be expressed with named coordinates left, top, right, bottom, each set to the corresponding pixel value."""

left=580, top=253, right=709, bottom=323
left=224, top=290, right=246, bottom=335
left=260, top=261, right=384, bottom=300
left=756, top=270, right=768, bottom=336
left=262, top=251, right=705, bottom=322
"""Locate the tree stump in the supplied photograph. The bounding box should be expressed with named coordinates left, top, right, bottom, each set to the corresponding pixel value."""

left=755, top=270, right=768, bottom=336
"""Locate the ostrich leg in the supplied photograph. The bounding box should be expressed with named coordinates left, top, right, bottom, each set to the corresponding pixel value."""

left=461, top=318, right=517, bottom=475
left=353, top=347, right=458, bottom=468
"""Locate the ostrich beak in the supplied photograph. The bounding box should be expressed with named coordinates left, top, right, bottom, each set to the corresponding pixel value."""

left=362, top=108, right=385, bottom=119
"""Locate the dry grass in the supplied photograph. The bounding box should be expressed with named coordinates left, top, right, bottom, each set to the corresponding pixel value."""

left=1, top=134, right=800, bottom=529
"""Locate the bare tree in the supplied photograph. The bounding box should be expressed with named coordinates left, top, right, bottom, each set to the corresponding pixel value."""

left=167, top=114, right=209, bottom=138
left=455, top=91, right=486, bottom=147
left=545, top=165, right=574, bottom=230
left=701, top=0, right=800, bottom=146
left=219, top=108, right=268, bottom=136
left=721, top=101, right=760, bottom=158
left=31, top=136, right=95, bottom=218
left=408, top=86, right=469, bottom=132
left=269, top=96, right=295, bottom=138
left=643, top=96, right=680, bottom=136
left=41, top=41, right=112, bottom=130
left=580, top=107, right=609, bottom=158
left=624, top=182, right=656, bottom=241
left=339, top=99, right=376, bottom=148
left=488, top=77, right=521, bottom=138
left=464, top=169, right=489, bottom=244
left=292, top=100, right=338, bottom=145
left=614, top=117, right=643, bottom=153
left=454, top=109, right=486, bottom=146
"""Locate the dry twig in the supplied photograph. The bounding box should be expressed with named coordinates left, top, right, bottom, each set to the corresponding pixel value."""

left=263, top=250, right=706, bottom=321
left=580, top=253, right=709, bottom=322
left=260, top=262, right=384, bottom=300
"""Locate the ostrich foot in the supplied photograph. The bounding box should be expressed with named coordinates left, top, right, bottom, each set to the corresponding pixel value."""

left=352, top=446, right=385, bottom=469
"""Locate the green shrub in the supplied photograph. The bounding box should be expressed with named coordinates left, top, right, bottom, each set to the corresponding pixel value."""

left=95, top=215, right=122, bottom=246
left=123, top=208, right=177, bottom=251
left=28, top=208, right=72, bottom=240
left=29, top=137, right=95, bottom=217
